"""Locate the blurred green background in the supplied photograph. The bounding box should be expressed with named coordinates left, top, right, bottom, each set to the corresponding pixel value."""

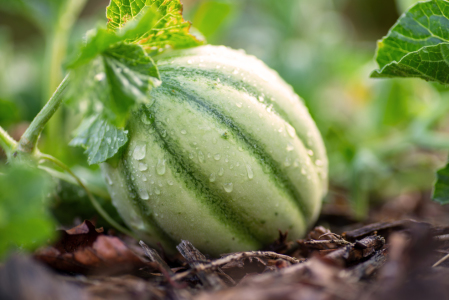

left=1, top=0, right=448, bottom=223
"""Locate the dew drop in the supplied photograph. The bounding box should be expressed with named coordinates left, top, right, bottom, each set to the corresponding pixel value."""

left=246, top=164, right=254, bottom=179
left=223, top=182, right=233, bottom=193
left=214, top=154, right=221, bottom=160
left=238, top=147, right=244, bottom=152
left=181, top=129, right=187, bottom=135
left=301, top=168, right=307, bottom=175
left=155, top=188, right=161, bottom=195
left=141, top=114, right=153, bottom=125
left=157, top=159, right=166, bottom=175
left=229, top=164, right=234, bottom=170
left=258, top=96, right=264, bottom=102
left=307, top=150, right=314, bottom=156
left=236, top=102, right=243, bottom=108
left=138, top=162, right=148, bottom=171
left=209, top=173, right=216, bottom=182
left=187, top=60, right=193, bottom=64
left=189, top=152, right=194, bottom=159
left=138, top=188, right=149, bottom=200
left=143, top=175, right=147, bottom=182
left=198, top=151, right=205, bottom=163
left=286, top=124, right=296, bottom=138
left=286, top=143, right=294, bottom=152
left=105, top=173, right=113, bottom=185
left=167, top=180, right=174, bottom=185
left=133, top=144, right=146, bottom=160
left=284, top=157, right=292, bottom=167
left=161, top=130, right=167, bottom=137
left=218, top=168, right=224, bottom=176
left=315, top=159, right=323, bottom=166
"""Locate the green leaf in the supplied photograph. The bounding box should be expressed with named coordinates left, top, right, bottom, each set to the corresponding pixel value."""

left=372, top=0, right=449, bottom=84
left=106, top=0, right=203, bottom=51
left=433, top=161, right=449, bottom=204
left=0, top=164, right=56, bottom=258
left=70, top=42, right=161, bottom=126
left=192, top=1, right=234, bottom=39
left=69, top=115, right=128, bottom=165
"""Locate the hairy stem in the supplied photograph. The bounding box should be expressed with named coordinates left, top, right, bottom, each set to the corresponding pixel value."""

left=18, top=74, right=70, bottom=154
left=0, top=126, right=17, bottom=159
left=37, top=153, right=135, bottom=238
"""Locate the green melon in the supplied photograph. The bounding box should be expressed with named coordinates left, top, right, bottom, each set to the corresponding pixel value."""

left=102, top=45, right=328, bottom=256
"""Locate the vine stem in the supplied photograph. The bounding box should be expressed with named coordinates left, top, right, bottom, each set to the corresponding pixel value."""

left=38, top=152, right=136, bottom=239
left=0, top=126, right=17, bottom=159
left=18, top=73, right=70, bottom=154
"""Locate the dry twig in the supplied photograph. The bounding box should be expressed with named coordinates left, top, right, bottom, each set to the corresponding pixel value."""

left=171, top=251, right=302, bottom=282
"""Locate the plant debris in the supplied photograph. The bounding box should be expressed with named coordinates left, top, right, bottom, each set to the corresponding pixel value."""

left=34, top=220, right=157, bottom=275
left=1, top=196, right=449, bottom=300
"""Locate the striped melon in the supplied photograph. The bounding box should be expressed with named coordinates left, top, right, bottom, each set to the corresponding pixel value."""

left=102, top=45, right=328, bottom=256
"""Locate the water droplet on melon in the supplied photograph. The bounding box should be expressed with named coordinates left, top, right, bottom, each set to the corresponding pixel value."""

left=155, top=188, right=161, bottom=195
left=218, top=168, right=224, bottom=176
left=286, top=124, right=296, bottom=138
left=141, top=114, right=153, bottom=125
left=209, top=173, right=216, bottom=182
left=246, top=164, right=254, bottom=179
left=138, top=188, right=149, bottom=200
left=236, top=102, right=242, bottom=108
left=307, top=149, right=314, bottom=156
left=138, top=162, right=148, bottom=171
left=181, top=130, right=187, bottom=135
left=198, top=151, right=205, bottom=163
left=214, top=154, right=221, bottom=160
left=157, top=159, right=166, bottom=175
left=223, top=182, right=233, bottom=193
left=105, top=173, right=113, bottom=185
left=133, top=144, right=146, bottom=160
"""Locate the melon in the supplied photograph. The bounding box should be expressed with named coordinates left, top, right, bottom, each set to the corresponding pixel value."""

left=102, top=45, right=328, bottom=256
